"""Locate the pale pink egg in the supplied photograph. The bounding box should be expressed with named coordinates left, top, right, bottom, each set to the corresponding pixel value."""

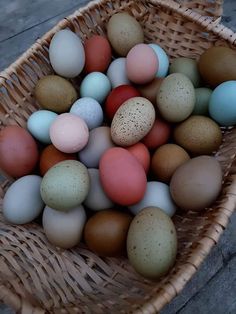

left=126, top=44, right=158, bottom=84
left=50, top=113, right=89, bottom=153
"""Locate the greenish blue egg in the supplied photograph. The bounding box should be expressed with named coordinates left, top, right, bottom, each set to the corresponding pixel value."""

left=193, top=87, right=212, bottom=115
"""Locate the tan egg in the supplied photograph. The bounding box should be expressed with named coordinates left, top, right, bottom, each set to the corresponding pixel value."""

left=174, top=115, right=222, bottom=155
left=157, top=73, right=195, bottom=122
left=151, top=144, right=190, bottom=183
left=137, top=77, right=164, bottom=105
left=111, top=97, right=155, bottom=146
left=107, top=13, right=144, bottom=56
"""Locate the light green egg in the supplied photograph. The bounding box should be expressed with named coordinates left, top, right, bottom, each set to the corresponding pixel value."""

left=127, top=206, right=177, bottom=279
left=169, top=57, right=201, bottom=87
left=193, top=87, right=212, bottom=115
left=40, top=160, right=89, bottom=211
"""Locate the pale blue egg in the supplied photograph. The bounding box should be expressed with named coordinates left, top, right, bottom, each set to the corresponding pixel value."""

left=149, top=43, right=169, bottom=78
left=80, top=72, right=111, bottom=103
left=27, top=110, right=58, bottom=143
left=209, top=81, right=236, bottom=126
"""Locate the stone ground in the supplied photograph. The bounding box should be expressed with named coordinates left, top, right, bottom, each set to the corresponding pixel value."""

left=0, top=0, right=236, bottom=313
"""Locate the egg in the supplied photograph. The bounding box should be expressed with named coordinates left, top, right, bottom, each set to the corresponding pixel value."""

left=174, top=115, right=222, bottom=155
left=84, top=210, right=132, bottom=257
left=79, top=126, right=115, bottom=168
left=193, top=87, right=212, bottom=116
left=40, top=160, right=89, bottom=211
left=157, top=73, right=195, bottom=122
left=39, top=145, right=77, bottom=176
left=126, top=142, right=150, bottom=173
left=35, top=75, right=77, bottom=113
left=84, top=35, right=112, bottom=73
left=80, top=72, right=111, bottom=103
left=50, top=113, right=89, bottom=153
left=27, top=110, right=58, bottom=144
left=99, top=147, right=147, bottom=206
left=0, top=125, right=38, bottom=178
left=70, top=97, right=103, bottom=130
left=107, top=13, right=144, bottom=56
left=142, top=118, right=171, bottom=150
left=126, top=44, right=158, bottom=84
left=137, top=77, right=163, bottom=105
left=198, top=46, right=236, bottom=87
left=127, top=207, right=177, bottom=279
left=49, top=29, right=85, bottom=78
left=209, top=81, right=236, bottom=126
left=107, top=58, right=130, bottom=88
left=111, top=97, right=155, bottom=146
left=169, top=57, right=201, bottom=87
left=170, top=156, right=222, bottom=211
left=105, top=85, right=140, bottom=120
left=149, top=44, right=169, bottom=77
left=84, top=168, right=114, bottom=211
left=43, top=205, right=86, bottom=249
left=3, top=175, right=44, bottom=224
left=151, top=144, right=190, bottom=183
left=129, top=181, right=177, bottom=217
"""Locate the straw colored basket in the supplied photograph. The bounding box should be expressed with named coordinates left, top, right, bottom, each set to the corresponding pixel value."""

left=0, top=0, right=236, bottom=313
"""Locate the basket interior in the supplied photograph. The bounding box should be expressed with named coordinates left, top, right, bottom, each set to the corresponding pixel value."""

left=0, top=0, right=236, bottom=313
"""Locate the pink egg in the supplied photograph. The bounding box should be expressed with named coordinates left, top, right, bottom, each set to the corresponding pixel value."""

left=50, top=113, right=89, bottom=153
left=126, top=142, right=150, bottom=173
left=126, top=44, right=158, bottom=84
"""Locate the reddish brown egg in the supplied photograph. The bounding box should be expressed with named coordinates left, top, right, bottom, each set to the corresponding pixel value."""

left=84, top=35, right=112, bottom=73
left=84, top=210, right=133, bottom=257
left=39, top=144, right=77, bottom=176
left=0, top=125, right=38, bottom=178
left=126, top=142, right=150, bottom=173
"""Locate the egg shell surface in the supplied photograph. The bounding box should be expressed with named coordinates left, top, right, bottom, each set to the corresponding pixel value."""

left=107, top=58, right=130, bottom=88
left=149, top=43, right=169, bottom=78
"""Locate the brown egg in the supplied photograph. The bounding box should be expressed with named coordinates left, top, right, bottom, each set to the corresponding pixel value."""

left=0, top=125, right=38, bottom=178
left=84, top=210, right=133, bottom=257
left=198, top=46, right=236, bottom=87
left=39, top=144, right=77, bottom=176
left=174, top=115, right=222, bottom=155
left=151, top=144, right=190, bottom=183
left=170, top=156, right=222, bottom=211
left=136, top=77, right=163, bottom=105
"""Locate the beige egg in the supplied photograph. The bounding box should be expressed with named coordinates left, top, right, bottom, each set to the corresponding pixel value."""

left=174, top=115, right=222, bottom=155
left=111, top=97, right=155, bottom=146
left=157, top=73, right=195, bottom=122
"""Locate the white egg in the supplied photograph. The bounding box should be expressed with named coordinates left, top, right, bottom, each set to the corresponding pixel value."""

left=149, top=44, right=169, bottom=78
left=107, top=58, right=130, bottom=88
left=49, top=29, right=85, bottom=78
left=129, top=181, right=177, bottom=217
left=84, top=168, right=114, bottom=210
left=70, top=97, right=103, bottom=130
left=27, top=110, right=58, bottom=144
left=43, top=205, right=86, bottom=249
left=3, top=175, right=44, bottom=224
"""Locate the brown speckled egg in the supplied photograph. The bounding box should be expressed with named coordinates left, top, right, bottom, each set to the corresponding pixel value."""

left=111, top=97, right=155, bottom=146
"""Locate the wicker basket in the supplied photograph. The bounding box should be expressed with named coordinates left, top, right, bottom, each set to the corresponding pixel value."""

left=1, top=0, right=236, bottom=313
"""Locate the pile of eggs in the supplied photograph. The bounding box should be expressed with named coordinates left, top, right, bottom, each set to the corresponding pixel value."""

left=1, top=12, right=236, bottom=280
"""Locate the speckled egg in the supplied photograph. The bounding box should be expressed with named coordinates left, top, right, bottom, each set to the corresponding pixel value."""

left=127, top=206, right=177, bottom=279
left=40, top=160, right=89, bottom=211
left=157, top=73, right=195, bottom=122
left=111, top=97, right=155, bottom=146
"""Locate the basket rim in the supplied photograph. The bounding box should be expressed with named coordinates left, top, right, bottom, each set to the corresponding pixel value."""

left=0, top=0, right=236, bottom=313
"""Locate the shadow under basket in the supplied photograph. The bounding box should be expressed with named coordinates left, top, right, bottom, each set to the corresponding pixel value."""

left=0, top=0, right=236, bottom=313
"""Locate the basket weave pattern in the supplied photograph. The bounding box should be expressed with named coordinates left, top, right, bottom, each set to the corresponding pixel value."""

left=1, top=0, right=236, bottom=313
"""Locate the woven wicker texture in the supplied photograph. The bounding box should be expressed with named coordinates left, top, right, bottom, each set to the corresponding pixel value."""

left=0, top=0, right=236, bottom=313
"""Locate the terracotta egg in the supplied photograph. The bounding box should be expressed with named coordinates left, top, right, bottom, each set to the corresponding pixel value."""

left=84, top=210, right=133, bottom=257
left=84, top=35, right=112, bottom=73
left=0, top=125, right=38, bottom=178
left=137, top=77, right=163, bottom=105
left=39, top=144, right=77, bottom=176
left=142, top=118, right=171, bottom=150
left=126, top=142, right=150, bottom=173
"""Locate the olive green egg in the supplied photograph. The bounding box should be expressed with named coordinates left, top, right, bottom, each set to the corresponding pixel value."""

left=40, top=160, right=89, bottom=211
left=127, top=207, right=177, bottom=279
left=193, top=87, right=212, bottom=115
left=169, top=57, right=201, bottom=87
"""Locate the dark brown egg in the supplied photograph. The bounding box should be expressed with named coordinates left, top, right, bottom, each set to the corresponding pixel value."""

left=84, top=210, right=133, bottom=257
